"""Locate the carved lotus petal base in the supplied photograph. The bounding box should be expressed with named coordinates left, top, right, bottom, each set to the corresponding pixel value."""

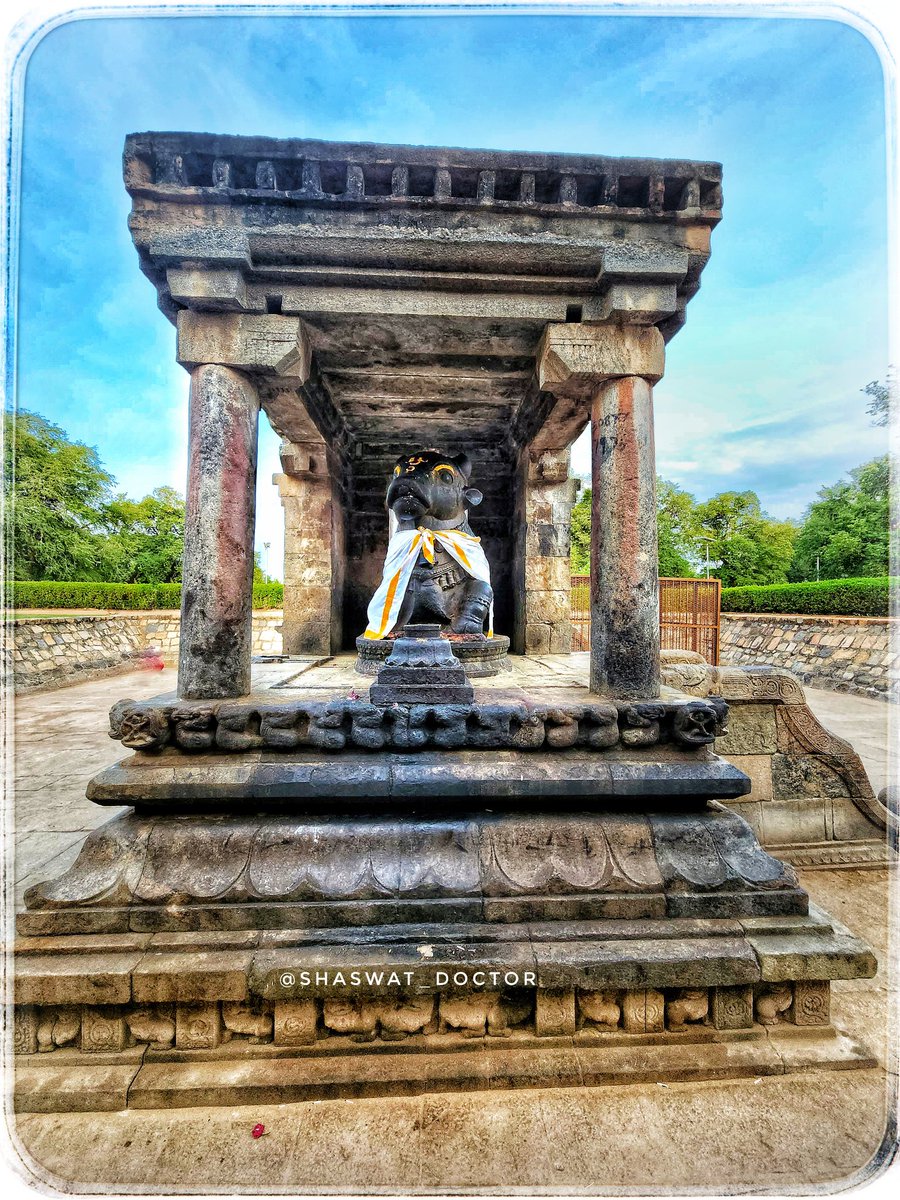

left=356, top=634, right=512, bottom=678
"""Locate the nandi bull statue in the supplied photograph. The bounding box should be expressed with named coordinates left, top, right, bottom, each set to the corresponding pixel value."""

left=363, top=449, right=494, bottom=640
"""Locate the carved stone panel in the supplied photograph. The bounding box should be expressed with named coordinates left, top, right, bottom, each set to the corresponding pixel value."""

left=175, top=1001, right=222, bottom=1049
left=791, top=980, right=831, bottom=1026
left=535, top=989, right=576, bottom=1037
left=14, top=1006, right=38, bottom=1055
left=711, top=985, right=754, bottom=1030
left=81, top=1006, right=127, bottom=1052
left=274, top=1000, right=318, bottom=1046
left=622, top=989, right=665, bottom=1033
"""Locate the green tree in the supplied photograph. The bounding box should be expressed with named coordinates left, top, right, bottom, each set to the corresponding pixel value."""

left=657, top=478, right=699, bottom=577
left=863, top=375, right=892, bottom=427
left=569, top=478, right=700, bottom=577
left=570, top=486, right=591, bottom=574
left=3, top=408, right=114, bottom=580
left=98, top=487, right=185, bottom=583
left=694, top=490, right=796, bottom=587
left=790, top=456, right=891, bottom=581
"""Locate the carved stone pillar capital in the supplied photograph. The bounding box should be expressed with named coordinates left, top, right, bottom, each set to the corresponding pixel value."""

left=277, top=439, right=331, bottom=483
left=176, top=312, right=312, bottom=382
left=536, top=324, right=665, bottom=398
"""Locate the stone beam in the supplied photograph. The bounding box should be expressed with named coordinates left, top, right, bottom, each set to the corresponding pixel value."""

left=167, top=267, right=250, bottom=312
left=179, top=365, right=259, bottom=699
left=595, top=244, right=688, bottom=325
left=176, top=312, right=312, bottom=381
left=260, top=360, right=353, bottom=477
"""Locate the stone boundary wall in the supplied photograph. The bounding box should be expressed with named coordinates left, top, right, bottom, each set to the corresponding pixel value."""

left=720, top=613, right=898, bottom=701
left=7, top=611, right=283, bottom=694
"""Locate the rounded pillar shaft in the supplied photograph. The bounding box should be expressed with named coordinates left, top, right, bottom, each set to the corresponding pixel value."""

left=179, top=365, right=259, bottom=699
left=590, top=376, right=660, bottom=699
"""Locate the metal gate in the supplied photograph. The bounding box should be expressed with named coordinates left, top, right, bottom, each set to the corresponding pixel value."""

left=570, top=575, right=721, bottom=664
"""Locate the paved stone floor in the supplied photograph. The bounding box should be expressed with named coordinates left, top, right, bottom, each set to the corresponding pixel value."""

left=6, top=665, right=898, bottom=1192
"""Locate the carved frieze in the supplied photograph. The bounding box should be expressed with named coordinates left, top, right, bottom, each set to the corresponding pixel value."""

left=14, top=976, right=842, bottom=1057
left=24, top=807, right=798, bottom=912
left=107, top=696, right=728, bottom=756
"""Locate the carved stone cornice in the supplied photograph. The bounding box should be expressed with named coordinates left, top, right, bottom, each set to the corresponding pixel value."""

left=125, top=132, right=723, bottom=224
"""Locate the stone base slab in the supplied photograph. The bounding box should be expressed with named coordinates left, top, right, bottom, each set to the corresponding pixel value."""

left=85, top=748, right=751, bottom=811
left=14, top=1025, right=875, bottom=1112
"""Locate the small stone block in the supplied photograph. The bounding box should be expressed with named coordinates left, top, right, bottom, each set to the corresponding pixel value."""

left=14, top=1006, right=38, bottom=1055
left=712, top=985, right=754, bottom=1030
left=791, top=979, right=831, bottom=1026
left=535, top=989, right=575, bottom=1037
left=622, top=989, right=665, bottom=1033
left=175, top=1002, right=222, bottom=1049
left=81, top=1006, right=127, bottom=1052
left=274, top=1000, right=318, bottom=1045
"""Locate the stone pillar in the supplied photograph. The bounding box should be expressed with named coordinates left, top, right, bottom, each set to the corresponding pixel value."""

left=590, top=376, right=660, bottom=698
left=275, top=441, right=344, bottom=655
left=515, top=448, right=578, bottom=655
left=179, top=365, right=259, bottom=699
left=535, top=323, right=665, bottom=698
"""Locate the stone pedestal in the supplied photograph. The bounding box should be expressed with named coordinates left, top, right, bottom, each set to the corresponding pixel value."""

left=356, top=634, right=511, bottom=677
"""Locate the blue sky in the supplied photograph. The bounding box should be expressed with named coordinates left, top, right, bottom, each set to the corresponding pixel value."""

left=16, top=10, right=890, bottom=577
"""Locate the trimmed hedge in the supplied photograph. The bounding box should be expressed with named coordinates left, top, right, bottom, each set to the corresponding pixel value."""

left=721, top=577, right=895, bottom=618
left=7, top=581, right=284, bottom=611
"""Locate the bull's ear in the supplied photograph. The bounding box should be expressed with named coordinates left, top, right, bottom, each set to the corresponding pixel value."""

left=452, top=452, right=473, bottom=480
left=464, top=487, right=483, bottom=507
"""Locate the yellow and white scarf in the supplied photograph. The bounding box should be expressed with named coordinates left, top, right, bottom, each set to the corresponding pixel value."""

left=364, top=527, right=493, bottom=640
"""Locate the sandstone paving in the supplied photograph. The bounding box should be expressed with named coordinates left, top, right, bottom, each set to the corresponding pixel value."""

left=804, top=686, right=891, bottom=796
left=11, top=667, right=173, bottom=908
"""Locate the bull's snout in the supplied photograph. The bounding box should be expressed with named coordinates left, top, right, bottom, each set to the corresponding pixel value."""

left=387, top=478, right=430, bottom=508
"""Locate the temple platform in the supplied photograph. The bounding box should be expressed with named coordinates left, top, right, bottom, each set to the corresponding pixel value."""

left=12, top=654, right=883, bottom=1111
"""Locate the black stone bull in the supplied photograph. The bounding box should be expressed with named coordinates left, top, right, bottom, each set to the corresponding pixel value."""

left=386, top=449, right=492, bottom=637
